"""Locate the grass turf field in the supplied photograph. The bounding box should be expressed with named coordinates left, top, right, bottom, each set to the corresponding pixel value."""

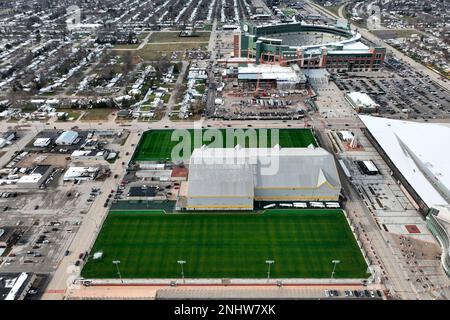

left=81, top=210, right=368, bottom=279
left=132, top=128, right=318, bottom=161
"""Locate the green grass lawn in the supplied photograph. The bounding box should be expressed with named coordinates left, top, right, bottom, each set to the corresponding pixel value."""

left=132, top=128, right=317, bottom=161
left=81, top=210, right=368, bottom=279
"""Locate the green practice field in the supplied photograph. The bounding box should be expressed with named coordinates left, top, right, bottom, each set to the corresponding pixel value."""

left=81, top=210, right=368, bottom=279
left=132, top=128, right=318, bottom=161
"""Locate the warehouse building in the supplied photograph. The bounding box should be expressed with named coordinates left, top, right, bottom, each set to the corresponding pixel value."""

left=63, top=167, right=98, bottom=181
left=16, top=165, right=53, bottom=188
left=55, top=130, right=79, bottom=145
left=70, top=149, right=109, bottom=161
left=33, top=138, right=52, bottom=148
left=186, top=146, right=341, bottom=210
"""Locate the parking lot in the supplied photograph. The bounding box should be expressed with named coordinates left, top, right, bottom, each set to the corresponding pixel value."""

left=0, top=177, right=105, bottom=275
left=333, top=71, right=450, bottom=120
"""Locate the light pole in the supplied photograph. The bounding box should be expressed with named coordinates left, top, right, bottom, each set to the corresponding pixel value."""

left=112, top=260, right=123, bottom=283
left=142, top=185, right=148, bottom=208
left=331, top=260, right=341, bottom=280
left=266, top=260, right=275, bottom=282
left=177, top=260, right=186, bottom=282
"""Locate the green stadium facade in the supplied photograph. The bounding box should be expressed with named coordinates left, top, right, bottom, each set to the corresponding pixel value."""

left=233, top=22, right=386, bottom=71
left=427, top=206, right=450, bottom=278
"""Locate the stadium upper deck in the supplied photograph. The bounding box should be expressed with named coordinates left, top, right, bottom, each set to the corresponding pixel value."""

left=234, top=22, right=386, bottom=71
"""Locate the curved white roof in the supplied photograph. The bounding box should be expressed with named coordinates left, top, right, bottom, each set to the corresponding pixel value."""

left=360, top=116, right=450, bottom=207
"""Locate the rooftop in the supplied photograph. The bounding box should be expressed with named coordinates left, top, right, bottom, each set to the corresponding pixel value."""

left=188, top=146, right=341, bottom=197
left=0, top=272, right=33, bottom=300
left=128, top=186, right=157, bottom=197
left=360, top=115, right=450, bottom=207
left=55, top=130, right=79, bottom=144
left=346, top=92, right=378, bottom=108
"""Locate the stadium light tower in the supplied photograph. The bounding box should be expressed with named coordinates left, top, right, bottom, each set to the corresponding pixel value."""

left=266, top=260, right=275, bottom=282
left=331, top=260, right=341, bottom=280
left=142, top=185, right=149, bottom=208
left=112, top=260, right=123, bottom=284
left=177, top=260, right=186, bottom=282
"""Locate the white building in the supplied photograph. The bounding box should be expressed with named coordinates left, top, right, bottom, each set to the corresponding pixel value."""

left=33, top=138, right=51, bottom=147
left=16, top=165, right=53, bottom=188
left=55, top=131, right=79, bottom=145
left=238, top=64, right=307, bottom=90
left=70, top=150, right=108, bottom=161
left=63, top=167, right=99, bottom=181
left=345, top=92, right=379, bottom=113
left=360, top=115, right=450, bottom=213
left=186, top=146, right=341, bottom=210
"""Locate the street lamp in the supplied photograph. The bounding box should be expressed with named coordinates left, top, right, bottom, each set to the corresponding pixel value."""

left=331, top=260, right=341, bottom=280
left=177, top=260, right=186, bottom=282
left=112, top=260, right=123, bottom=284
left=266, top=260, right=275, bottom=282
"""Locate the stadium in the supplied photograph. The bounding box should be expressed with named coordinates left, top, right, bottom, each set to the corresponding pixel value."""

left=233, top=22, right=386, bottom=71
